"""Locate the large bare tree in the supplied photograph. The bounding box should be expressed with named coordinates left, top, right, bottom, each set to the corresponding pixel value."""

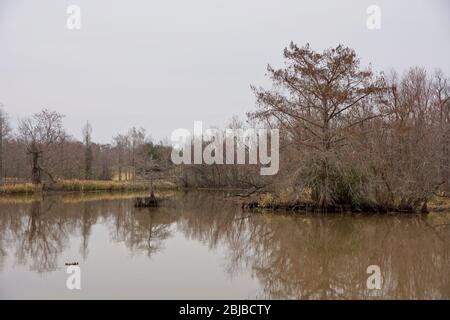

left=250, top=43, right=386, bottom=207
left=18, top=109, right=66, bottom=184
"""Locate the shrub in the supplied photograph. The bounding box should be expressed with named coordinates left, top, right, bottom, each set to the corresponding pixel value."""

left=260, top=193, right=274, bottom=208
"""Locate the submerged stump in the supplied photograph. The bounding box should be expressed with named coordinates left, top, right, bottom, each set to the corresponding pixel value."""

left=134, top=192, right=160, bottom=208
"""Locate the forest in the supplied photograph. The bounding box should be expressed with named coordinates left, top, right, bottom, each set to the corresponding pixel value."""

left=1, top=43, right=450, bottom=213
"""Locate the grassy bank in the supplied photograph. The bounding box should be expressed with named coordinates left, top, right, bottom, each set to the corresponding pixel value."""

left=0, top=183, right=40, bottom=195
left=0, top=179, right=177, bottom=195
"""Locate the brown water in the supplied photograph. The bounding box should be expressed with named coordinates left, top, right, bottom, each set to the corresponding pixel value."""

left=0, top=192, right=449, bottom=299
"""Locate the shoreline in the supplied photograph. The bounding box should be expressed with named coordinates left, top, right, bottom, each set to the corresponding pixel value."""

left=241, top=201, right=429, bottom=215
left=2, top=183, right=450, bottom=214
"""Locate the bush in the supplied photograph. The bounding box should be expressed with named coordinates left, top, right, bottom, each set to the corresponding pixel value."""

left=301, top=158, right=368, bottom=207
left=259, top=193, right=274, bottom=208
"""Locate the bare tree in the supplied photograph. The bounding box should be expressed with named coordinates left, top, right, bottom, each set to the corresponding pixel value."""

left=18, top=109, right=66, bottom=184
left=100, top=144, right=112, bottom=180
left=127, top=127, right=146, bottom=181
left=82, top=121, right=93, bottom=180
left=113, top=134, right=129, bottom=181
left=0, top=104, right=11, bottom=183
left=138, top=140, right=172, bottom=190
left=250, top=43, right=386, bottom=208
left=370, top=68, right=447, bottom=211
left=433, top=70, right=450, bottom=192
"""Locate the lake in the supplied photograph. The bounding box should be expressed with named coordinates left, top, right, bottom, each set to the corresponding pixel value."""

left=0, top=192, right=449, bottom=299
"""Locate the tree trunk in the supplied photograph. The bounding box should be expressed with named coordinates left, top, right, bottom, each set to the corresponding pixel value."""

left=319, top=105, right=330, bottom=209
left=318, top=158, right=329, bottom=209
left=421, top=199, right=429, bottom=214
left=31, top=151, right=41, bottom=184
left=85, top=145, right=93, bottom=180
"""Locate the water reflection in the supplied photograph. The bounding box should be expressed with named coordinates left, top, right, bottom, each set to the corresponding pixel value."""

left=0, top=192, right=449, bottom=299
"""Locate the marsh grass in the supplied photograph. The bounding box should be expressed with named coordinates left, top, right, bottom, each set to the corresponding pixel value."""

left=60, top=180, right=147, bottom=192
left=0, top=179, right=177, bottom=195
left=0, top=183, right=42, bottom=195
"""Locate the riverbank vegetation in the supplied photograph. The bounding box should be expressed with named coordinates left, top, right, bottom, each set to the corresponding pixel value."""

left=195, top=43, right=450, bottom=214
left=1, top=43, right=450, bottom=213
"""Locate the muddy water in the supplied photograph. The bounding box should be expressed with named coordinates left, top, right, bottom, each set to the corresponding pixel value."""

left=0, top=192, right=449, bottom=299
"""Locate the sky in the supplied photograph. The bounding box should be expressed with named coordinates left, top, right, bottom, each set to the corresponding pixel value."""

left=0, top=0, right=449, bottom=143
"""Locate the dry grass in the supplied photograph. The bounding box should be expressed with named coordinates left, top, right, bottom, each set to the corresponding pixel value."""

left=259, top=193, right=274, bottom=207
left=60, top=180, right=146, bottom=192
left=0, top=183, right=42, bottom=195
left=0, top=179, right=178, bottom=195
left=428, top=195, right=450, bottom=212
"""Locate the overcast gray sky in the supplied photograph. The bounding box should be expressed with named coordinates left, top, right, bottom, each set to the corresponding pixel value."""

left=0, top=0, right=449, bottom=143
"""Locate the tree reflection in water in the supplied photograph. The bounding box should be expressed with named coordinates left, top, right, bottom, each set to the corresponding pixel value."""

left=110, top=204, right=175, bottom=257
left=0, top=192, right=449, bottom=299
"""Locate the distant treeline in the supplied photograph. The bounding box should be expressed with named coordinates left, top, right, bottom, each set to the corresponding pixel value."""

left=0, top=109, right=173, bottom=184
